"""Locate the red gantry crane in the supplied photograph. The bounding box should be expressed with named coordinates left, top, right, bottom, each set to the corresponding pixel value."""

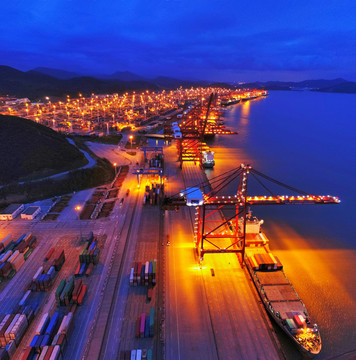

left=175, top=93, right=237, bottom=168
left=162, top=164, right=340, bottom=262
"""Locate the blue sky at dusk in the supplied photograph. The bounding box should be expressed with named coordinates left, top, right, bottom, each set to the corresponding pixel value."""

left=1, top=0, right=356, bottom=82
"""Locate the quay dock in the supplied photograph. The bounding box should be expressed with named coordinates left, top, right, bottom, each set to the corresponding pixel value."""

left=164, top=145, right=282, bottom=360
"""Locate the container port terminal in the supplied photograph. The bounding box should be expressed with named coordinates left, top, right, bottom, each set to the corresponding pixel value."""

left=0, top=88, right=340, bottom=360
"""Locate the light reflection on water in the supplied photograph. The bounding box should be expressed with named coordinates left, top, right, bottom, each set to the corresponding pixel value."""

left=206, top=91, right=356, bottom=359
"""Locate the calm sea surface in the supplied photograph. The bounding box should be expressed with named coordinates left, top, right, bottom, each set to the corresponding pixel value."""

left=206, top=91, right=356, bottom=359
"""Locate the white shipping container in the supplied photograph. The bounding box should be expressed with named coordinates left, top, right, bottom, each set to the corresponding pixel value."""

left=51, top=333, right=60, bottom=346
left=14, top=320, right=28, bottom=345
left=33, top=266, right=43, bottom=282
left=130, top=268, right=134, bottom=285
left=63, top=312, right=73, bottom=334
left=35, top=313, right=49, bottom=335
left=4, top=314, right=20, bottom=342
left=131, top=350, right=137, bottom=360
left=12, top=254, right=25, bottom=271
left=19, top=290, right=31, bottom=307
left=1, top=235, right=12, bottom=248
left=8, top=250, right=19, bottom=264
left=0, top=314, right=11, bottom=333
left=5, top=340, right=16, bottom=358
left=49, top=345, right=61, bottom=360
left=38, top=346, right=49, bottom=360
left=145, top=261, right=149, bottom=279
left=57, top=315, right=67, bottom=335
left=23, top=232, right=32, bottom=243
left=47, top=266, right=56, bottom=279
left=136, top=349, right=142, bottom=360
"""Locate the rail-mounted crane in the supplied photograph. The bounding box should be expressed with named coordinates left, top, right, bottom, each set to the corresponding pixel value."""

left=162, top=164, right=340, bottom=262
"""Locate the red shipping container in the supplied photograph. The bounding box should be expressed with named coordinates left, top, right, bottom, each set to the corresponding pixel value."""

left=293, top=314, right=305, bottom=328
left=44, top=346, right=54, bottom=360
left=77, top=284, right=87, bottom=305
left=21, top=347, right=35, bottom=360
left=86, top=263, right=94, bottom=276
left=45, top=248, right=55, bottom=261
left=72, top=280, right=82, bottom=301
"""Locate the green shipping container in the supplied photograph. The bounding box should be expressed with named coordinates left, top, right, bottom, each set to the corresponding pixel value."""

left=56, top=279, right=66, bottom=299
left=149, top=307, right=154, bottom=328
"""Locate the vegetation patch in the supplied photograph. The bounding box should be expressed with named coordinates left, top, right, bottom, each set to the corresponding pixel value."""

left=0, top=115, right=87, bottom=185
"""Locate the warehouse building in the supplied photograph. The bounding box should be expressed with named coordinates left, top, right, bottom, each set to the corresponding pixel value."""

left=21, top=206, right=41, bottom=220
left=0, top=204, right=24, bottom=221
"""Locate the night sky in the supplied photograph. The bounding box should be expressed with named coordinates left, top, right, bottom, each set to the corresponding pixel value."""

left=1, top=0, right=356, bottom=82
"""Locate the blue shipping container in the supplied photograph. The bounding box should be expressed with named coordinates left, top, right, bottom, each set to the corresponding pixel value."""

left=29, top=335, right=38, bottom=348
left=45, top=312, right=60, bottom=338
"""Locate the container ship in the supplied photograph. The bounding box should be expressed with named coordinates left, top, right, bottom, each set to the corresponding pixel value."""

left=242, top=215, right=322, bottom=357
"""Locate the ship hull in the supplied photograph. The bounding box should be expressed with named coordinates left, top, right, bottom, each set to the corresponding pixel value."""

left=245, top=261, right=322, bottom=357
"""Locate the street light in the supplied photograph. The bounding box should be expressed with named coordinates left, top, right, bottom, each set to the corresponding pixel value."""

left=129, top=135, right=133, bottom=151
left=113, top=162, right=117, bottom=175
left=75, top=205, right=82, bottom=240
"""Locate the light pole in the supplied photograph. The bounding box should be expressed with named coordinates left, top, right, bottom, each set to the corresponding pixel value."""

left=113, top=162, right=117, bottom=175
left=129, top=135, right=133, bottom=152
left=75, top=205, right=82, bottom=240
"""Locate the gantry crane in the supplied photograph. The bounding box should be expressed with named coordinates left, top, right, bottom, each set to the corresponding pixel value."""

left=176, top=93, right=237, bottom=168
left=162, top=164, right=340, bottom=262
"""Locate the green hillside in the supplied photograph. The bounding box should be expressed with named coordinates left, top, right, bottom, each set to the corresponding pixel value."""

left=0, top=115, right=88, bottom=185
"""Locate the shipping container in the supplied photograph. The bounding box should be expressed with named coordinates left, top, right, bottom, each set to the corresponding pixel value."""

left=4, top=313, right=20, bottom=343
left=140, top=313, right=145, bottom=338
left=140, top=264, right=145, bottom=286
left=45, top=313, right=60, bottom=339
left=0, top=235, right=12, bottom=249
left=130, top=350, right=136, bottom=360
left=145, top=316, right=150, bottom=338
left=149, top=307, right=154, bottom=337
left=72, top=280, right=82, bottom=302
left=35, top=313, right=50, bottom=336
left=44, top=346, right=55, bottom=360
left=0, top=348, right=9, bottom=360
left=129, top=268, right=134, bottom=285
left=49, top=345, right=61, bottom=360
left=21, top=347, right=35, bottom=360
left=5, top=340, right=16, bottom=358
left=40, top=334, right=50, bottom=348
left=38, top=346, right=49, bottom=360
left=79, top=263, right=86, bottom=276
left=33, top=267, right=44, bottom=282
left=86, top=263, right=94, bottom=276
left=44, top=248, right=55, bottom=262
left=136, top=349, right=142, bottom=360
left=12, top=253, right=25, bottom=271
left=30, top=334, right=39, bottom=347
left=24, top=248, right=33, bottom=260
left=77, top=284, right=87, bottom=305
left=8, top=250, right=20, bottom=264
left=145, top=262, right=149, bottom=285
left=147, top=349, right=152, bottom=360
left=0, top=251, right=12, bottom=263
left=34, top=334, right=43, bottom=351
left=148, top=262, right=153, bottom=285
